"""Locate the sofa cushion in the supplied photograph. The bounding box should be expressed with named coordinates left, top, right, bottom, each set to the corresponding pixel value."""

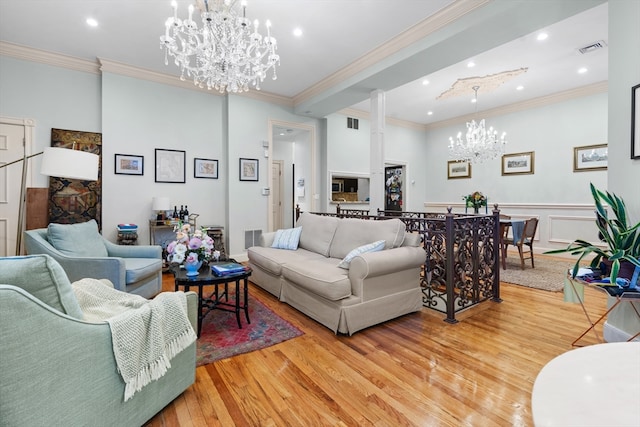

left=296, top=213, right=339, bottom=257
left=124, top=258, right=163, bottom=284
left=248, top=247, right=324, bottom=276
left=271, top=227, right=303, bottom=250
left=281, top=259, right=351, bottom=301
left=337, top=240, right=385, bottom=269
left=329, top=218, right=406, bottom=260
left=47, top=220, right=108, bottom=257
left=0, top=254, right=83, bottom=319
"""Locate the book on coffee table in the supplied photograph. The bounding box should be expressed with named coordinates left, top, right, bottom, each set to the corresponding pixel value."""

left=211, top=262, right=248, bottom=276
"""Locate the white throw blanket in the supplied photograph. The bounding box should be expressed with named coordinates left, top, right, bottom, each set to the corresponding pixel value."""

left=71, top=278, right=197, bottom=401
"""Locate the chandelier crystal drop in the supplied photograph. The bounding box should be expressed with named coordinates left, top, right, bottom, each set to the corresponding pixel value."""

left=160, top=0, right=280, bottom=94
left=448, top=86, right=507, bottom=164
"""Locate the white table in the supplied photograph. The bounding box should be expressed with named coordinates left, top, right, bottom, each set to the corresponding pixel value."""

left=532, top=342, right=640, bottom=426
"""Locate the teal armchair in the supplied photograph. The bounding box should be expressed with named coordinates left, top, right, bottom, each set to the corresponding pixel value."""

left=24, top=220, right=162, bottom=299
left=0, top=254, right=197, bottom=427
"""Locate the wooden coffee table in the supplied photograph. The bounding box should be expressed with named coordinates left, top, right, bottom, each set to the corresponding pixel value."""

left=171, top=260, right=252, bottom=337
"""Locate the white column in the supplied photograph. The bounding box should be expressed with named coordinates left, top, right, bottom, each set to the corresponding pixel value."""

left=370, top=90, right=385, bottom=213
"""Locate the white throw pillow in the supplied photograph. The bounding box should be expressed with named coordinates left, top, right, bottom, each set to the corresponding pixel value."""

left=271, top=227, right=303, bottom=250
left=337, top=240, right=386, bottom=269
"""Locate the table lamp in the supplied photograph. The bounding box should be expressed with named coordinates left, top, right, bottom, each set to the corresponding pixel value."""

left=0, top=145, right=99, bottom=255
left=152, top=196, right=170, bottom=225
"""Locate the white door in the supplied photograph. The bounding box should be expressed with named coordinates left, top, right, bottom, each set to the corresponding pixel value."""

left=271, top=160, right=284, bottom=230
left=0, top=121, right=30, bottom=256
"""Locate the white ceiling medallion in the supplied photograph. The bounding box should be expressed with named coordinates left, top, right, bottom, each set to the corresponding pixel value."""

left=437, top=68, right=528, bottom=100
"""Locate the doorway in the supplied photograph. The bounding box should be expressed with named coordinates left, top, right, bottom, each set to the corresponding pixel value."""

left=0, top=117, right=35, bottom=256
left=268, top=120, right=315, bottom=231
left=384, top=165, right=405, bottom=212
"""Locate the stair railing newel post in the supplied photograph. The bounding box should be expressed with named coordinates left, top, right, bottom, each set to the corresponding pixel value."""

left=492, top=204, right=503, bottom=302
left=444, top=207, right=457, bottom=323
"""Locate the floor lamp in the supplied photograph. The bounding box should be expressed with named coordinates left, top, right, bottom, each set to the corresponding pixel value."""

left=0, top=146, right=99, bottom=255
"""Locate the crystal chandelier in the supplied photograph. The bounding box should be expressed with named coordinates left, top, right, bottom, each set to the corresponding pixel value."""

left=448, top=86, right=507, bottom=164
left=160, top=0, right=280, bottom=93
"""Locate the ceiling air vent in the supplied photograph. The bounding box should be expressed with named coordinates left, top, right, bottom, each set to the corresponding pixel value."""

left=578, top=40, right=607, bottom=54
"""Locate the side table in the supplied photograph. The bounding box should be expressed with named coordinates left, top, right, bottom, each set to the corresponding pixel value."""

left=566, top=276, right=640, bottom=347
left=171, top=260, right=251, bottom=337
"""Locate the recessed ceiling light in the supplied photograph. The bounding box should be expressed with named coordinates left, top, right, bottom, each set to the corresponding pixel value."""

left=86, top=18, right=98, bottom=27
left=422, top=79, right=429, bottom=86
left=516, top=85, right=524, bottom=91
left=427, top=111, right=433, bottom=116
left=293, top=28, right=302, bottom=37
left=471, top=98, right=477, bottom=103
left=578, top=67, right=588, bottom=74
left=467, top=61, right=476, bottom=68
left=537, top=33, right=548, bottom=41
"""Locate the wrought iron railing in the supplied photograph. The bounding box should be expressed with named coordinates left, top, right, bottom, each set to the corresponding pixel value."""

left=294, top=205, right=502, bottom=322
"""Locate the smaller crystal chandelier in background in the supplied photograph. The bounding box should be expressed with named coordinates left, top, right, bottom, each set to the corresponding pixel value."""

left=448, top=86, right=507, bottom=164
left=160, top=0, right=280, bottom=93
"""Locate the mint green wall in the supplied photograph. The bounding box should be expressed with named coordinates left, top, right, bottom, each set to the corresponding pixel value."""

left=101, top=72, right=226, bottom=243
left=423, top=92, right=608, bottom=207
left=608, top=0, right=640, bottom=222
left=0, top=57, right=101, bottom=187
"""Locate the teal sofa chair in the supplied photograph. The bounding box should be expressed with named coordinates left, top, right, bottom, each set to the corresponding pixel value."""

left=0, top=254, right=197, bottom=427
left=24, top=219, right=162, bottom=299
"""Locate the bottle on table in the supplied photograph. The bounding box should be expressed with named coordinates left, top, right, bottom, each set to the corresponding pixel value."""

left=183, top=205, right=189, bottom=223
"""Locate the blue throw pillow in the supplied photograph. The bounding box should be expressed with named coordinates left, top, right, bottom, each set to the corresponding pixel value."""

left=337, top=240, right=386, bottom=269
left=271, top=227, right=303, bottom=250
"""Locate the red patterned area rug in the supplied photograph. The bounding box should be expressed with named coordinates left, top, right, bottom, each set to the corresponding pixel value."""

left=196, top=292, right=303, bottom=366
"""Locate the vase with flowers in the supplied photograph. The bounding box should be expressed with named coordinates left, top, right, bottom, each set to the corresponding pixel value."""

left=166, top=222, right=215, bottom=276
left=464, top=191, right=487, bottom=214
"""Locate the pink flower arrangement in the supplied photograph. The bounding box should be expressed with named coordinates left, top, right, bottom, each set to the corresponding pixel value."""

left=166, top=222, right=214, bottom=264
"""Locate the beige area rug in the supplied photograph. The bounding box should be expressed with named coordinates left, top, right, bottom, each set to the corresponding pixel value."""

left=499, top=256, right=578, bottom=292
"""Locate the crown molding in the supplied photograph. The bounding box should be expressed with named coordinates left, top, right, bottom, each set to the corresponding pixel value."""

left=338, top=108, right=428, bottom=131
left=293, top=0, right=489, bottom=106
left=425, top=81, right=608, bottom=129
left=0, top=41, right=99, bottom=74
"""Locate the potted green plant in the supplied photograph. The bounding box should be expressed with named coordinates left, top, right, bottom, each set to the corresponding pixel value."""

left=545, top=183, right=640, bottom=285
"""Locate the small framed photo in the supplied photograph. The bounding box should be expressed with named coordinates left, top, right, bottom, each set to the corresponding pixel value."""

left=573, top=144, right=608, bottom=172
left=239, top=158, right=259, bottom=181
left=632, top=83, right=639, bottom=159
left=155, top=148, right=186, bottom=183
left=502, top=151, right=535, bottom=176
left=447, top=160, right=471, bottom=179
left=194, top=158, right=218, bottom=179
left=114, top=154, right=143, bottom=176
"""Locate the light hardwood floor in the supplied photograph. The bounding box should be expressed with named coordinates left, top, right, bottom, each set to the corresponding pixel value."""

left=145, top=264, right=608, bottom=427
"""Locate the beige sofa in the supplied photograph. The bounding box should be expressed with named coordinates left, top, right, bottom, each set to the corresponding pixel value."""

left=247, top=212, right=425, bottom=335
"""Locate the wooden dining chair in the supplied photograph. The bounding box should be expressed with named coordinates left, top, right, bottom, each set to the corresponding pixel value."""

left=504, top=217, right=539, bottom=269
left=499, top=214, right=511, bottom=270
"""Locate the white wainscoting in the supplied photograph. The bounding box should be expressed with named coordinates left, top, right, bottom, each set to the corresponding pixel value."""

left=423, top=202, right=606, bottom=256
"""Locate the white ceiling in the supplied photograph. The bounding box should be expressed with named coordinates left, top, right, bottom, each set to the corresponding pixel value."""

left=0, top=0, right=608, bottom=126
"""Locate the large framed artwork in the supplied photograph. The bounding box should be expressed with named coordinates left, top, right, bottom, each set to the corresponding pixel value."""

left=632, top=83, right=640, bottom=159
left=114, top=154, right=143, bottom=175
left=573, top=144, right=608, bottom=172
left=155, top=149, right=186, bottom=183
left=501, top=151, right=534, bottom=176
left=447, top=160, right=471, bottom=179
left=239, top=158, right=259, bottom=181
left=48, top=128, right=103, bottom=229
left=194, top=158, right=218, bottom=179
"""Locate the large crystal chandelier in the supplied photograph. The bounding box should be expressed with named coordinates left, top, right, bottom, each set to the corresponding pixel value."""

left=160, top=0, right=280, bottom=93
left=448, top=86, right=507, bottom=164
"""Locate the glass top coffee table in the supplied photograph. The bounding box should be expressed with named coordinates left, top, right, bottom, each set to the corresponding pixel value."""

left=171, top=260, right=252, bottom=337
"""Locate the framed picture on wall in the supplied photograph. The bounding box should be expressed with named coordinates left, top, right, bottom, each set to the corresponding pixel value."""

left=502, top=151, right=535, bottom=175
left=155, top=148, right=186, bottom=183
left=114, top=154, right=143, bottom=176
left=573, top=144, right=608, bottom=172
left=632, top=83, right=640, bottom=159
left=194, top=158, right=218, bottom=179
left=447, top=160, right=471, bottom=179
left=239, top=158, right=259, bottom=181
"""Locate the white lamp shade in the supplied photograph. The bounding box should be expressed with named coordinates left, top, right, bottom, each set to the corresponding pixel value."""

left=152, top=196, right=171, bottom=211
left=40, top=147, right=99, bottom=181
